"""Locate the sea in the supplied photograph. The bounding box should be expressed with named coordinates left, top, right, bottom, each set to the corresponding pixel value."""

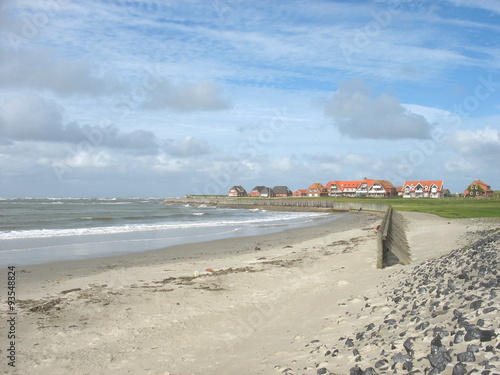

left=0, top=197, right=337, bottom=266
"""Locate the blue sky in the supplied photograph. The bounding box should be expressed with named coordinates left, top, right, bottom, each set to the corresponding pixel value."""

left=0, top=0, right=499, bottom=197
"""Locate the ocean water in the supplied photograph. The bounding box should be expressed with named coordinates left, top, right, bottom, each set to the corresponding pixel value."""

left=0, top=198, right=336, bottom=266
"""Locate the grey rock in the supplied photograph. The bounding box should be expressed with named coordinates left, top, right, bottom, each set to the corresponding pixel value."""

left=374, top=359, right=388, bottom=369
left=349, top=366, right=363, bottom=375
left=392, top=352, right=410, bottom=363
left=467, top=344, right=481, bottom=353
left=470, top=300, right=483, bottom=310
left=403, top=338, right=414, bottom=354
left=428, top=350, right=452, bottom=370
left=362, top=368, right=378, bottom=375
left=384, top=319, right=397, bottom=326
left=479, top=329, right=496, bottom=342
left=454, top=330, right=465, bottom=344
left=431, top=336, right=443, bottom=353
left=317, top=368, right=329, bottom=375
left=416, top=321, right=430, bottom=331
left=465, top=326, right=482, bottom=341
left=456, top=351, right=475, bottom=362
left=402, top=360, right=413, bottom=371
left=452, top=363, right=468, bottom=375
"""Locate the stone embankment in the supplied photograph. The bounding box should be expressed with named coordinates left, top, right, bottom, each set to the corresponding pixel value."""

left=278, top=229, right=500, bottom=375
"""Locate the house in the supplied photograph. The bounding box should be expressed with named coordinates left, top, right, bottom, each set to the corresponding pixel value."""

left=293, top=189, right=307, bottom=197
left=357, top=179, right=376, bottom=196
left=260, top=187, right=275, bottom=198
left=368, top=180, right=396, bottom=197
left=326, top=180, right=361, bottom=197
left=272, top=186, right=292, bottom=197
left=248, top=186, right=266, bottom=197
left=306, top=183, right=327, bottom=197
left=464, top=180, right=494, bottom=198
left=396, top=186, right=403, bottom=197
left=402, top=180, right=444, bottom=198
left=227, top=186, right=247, bottom=197
left=325, top=178, right=396, bottom=197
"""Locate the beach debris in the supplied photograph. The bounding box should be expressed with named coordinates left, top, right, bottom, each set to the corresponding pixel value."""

left=205, top=268, right=215, bottom=273
left=60, top=288, right=82, bottom=294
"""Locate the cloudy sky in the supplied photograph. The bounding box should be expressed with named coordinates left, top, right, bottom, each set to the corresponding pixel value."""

left=0, top=0, right=499, bottom=197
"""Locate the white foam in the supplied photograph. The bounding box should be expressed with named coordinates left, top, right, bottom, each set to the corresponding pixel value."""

left=0, top=211, right=330, bottom=240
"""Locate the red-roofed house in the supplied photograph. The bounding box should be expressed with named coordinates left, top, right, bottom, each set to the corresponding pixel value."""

left=402, top=181, right=444, bottom=198
left=293, top=189, right=307, bottom=197
left=325, top=179, right=396, bottom=197
left=248, top=186, right=266, bottom=197
left=327, top=180, right=362, bottom=197
left=464, top=180, right=494, bottom=198
left=368, top=180, right=397, bottom=197
left=306, top=183, right=327, bottom=197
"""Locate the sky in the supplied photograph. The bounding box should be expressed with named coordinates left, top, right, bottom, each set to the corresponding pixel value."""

left=0, top=0, right=499, bottom=198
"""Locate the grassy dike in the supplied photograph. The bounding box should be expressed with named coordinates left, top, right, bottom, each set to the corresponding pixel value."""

left=185, top=195, right=500, bottom=219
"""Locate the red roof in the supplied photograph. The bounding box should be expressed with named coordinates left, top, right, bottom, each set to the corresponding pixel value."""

left=468, top=180, right=492, bottom=191
left=307, top=182, right=326, bottom=190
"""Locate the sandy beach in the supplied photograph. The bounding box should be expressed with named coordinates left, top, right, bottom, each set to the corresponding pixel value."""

left=1, top=211, right=498, bottom=375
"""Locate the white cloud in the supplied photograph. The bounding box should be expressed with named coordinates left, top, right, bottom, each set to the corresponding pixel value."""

left=445, top=0, right=500, bottom=15
left=324, top=79, right=432, bottom=139
left=164, top=136, right=211, bottom=157
left=445, top=158, right=476, bottom=173
left=141, top=80, right=232, bottom=112
left=0, top=47, right=124, bottom=96
left=448, top=126, right=500, bottom=158
left=0, top=94, right=159, bottom=154
left=0, top=94, right=63, bottom=141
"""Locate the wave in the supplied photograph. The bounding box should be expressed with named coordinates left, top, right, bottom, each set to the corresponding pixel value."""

left=0, top=211, right=330, bottom=240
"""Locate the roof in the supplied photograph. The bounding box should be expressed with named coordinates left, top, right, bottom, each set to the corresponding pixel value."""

left=250, top=186, right=266, bottom=193
left=468, top=180, right=492, bottom=190
left=376, top=180, right=396, bottom=190
left=229, top=185, right=246, bottom=193
left=261, top=187, right=275, bottom=195
left=307, top=182, right=325, bottom=190
left=272, top=186, right=292, bottom=194
left=403, top=180, right=444, bottom=191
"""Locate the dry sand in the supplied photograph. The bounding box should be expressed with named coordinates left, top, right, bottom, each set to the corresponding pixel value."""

left=0, top=211, right=498, bottom=374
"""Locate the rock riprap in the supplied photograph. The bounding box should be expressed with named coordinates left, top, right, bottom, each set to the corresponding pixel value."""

left=276, top=229, right=499, bottom=375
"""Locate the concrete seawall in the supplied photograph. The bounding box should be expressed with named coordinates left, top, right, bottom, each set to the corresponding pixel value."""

left=164, top=198, right=411, bottom=268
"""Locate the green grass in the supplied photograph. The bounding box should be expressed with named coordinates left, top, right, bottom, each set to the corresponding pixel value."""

left=388, top=198, right=500, bottom=218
